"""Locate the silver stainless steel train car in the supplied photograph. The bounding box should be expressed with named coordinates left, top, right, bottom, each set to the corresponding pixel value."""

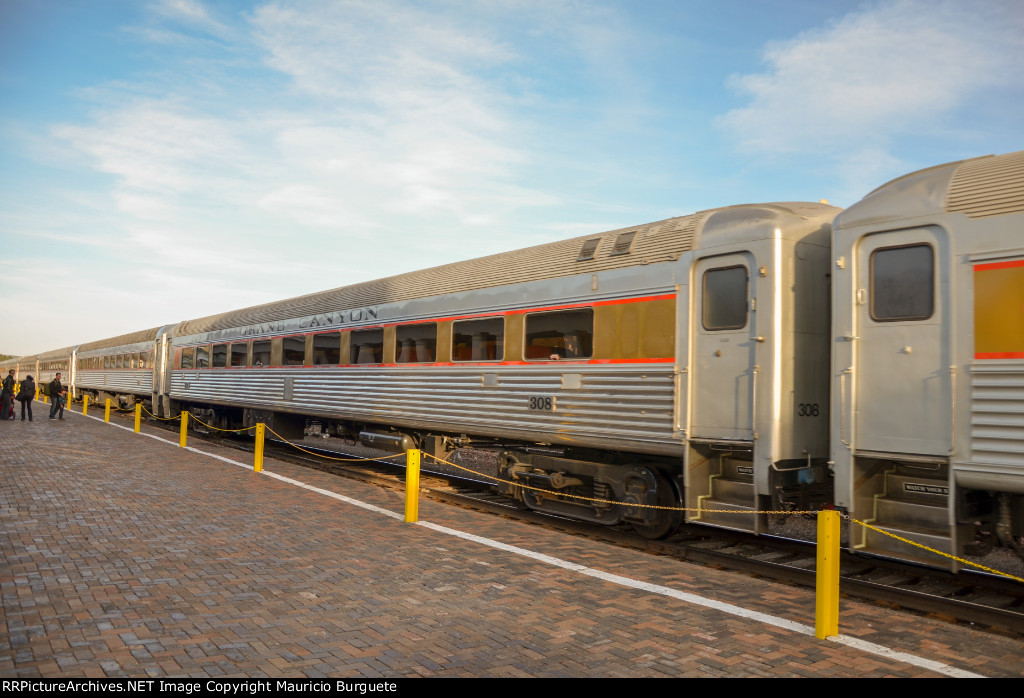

left=831, top=150, right=1024, bottom=568
left=74, top=327, right=166, bottom=407
left=33, top=347, right=75, bottom=396
left=164, top=201, right=837, bottom=538
left=8, top=150, right=1023, bottom=569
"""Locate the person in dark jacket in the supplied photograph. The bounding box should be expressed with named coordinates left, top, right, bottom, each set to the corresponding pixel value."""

left=1, top=369, right=15, bottom=421
left=48, top=373, right=66, bottom=420
left=17, top=376, right=35, bottom=421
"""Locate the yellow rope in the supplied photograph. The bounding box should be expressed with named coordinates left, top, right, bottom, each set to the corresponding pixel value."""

left=86, top=408, right=1024, bottom=581
left=188, top=414, right=255, bottom=433
left=421, top=452, right=815, bottom=514
left=849, top=518, right=1024, bottom=583
left=140, top=404, right=183, bottom=421
left=264, top=426, right=405, bottom=462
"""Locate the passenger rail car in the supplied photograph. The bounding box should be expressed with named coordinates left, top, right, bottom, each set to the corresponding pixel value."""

left=9, top=150, right=1024, bottom=570
left=34, top=347, right=75, bottom=395
left=74, top=326, right=165, bottom=407
left=831, top=150, right=1024, bottom=568
left=163, top=201, right=837, bottom=537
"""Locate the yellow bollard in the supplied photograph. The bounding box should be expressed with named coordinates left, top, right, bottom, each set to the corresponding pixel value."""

left=35, top=386, right=39, bottom=401
left=82, top=395, right=88, bottom=416
left=815, top=509, right=841, bottom=639
left=179, top=411, right=188, bottom=448
left=254, top=423, right=265, bottom=472
left=404, top=449, right=421, bottom=523
left=104, top=398, right=111, bottom=423
left=134, top=403, right=142, bottom=433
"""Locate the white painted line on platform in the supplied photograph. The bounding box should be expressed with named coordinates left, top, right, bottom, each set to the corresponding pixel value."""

left=73, top=403, right=984, bottom=678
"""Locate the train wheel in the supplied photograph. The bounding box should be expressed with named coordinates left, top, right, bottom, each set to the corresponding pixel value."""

left=630, top=474, right=682, bottom=539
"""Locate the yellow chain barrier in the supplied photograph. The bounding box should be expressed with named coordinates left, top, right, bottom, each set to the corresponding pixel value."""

left=263, top=426, right=406, bottom=463
left=188, top=414, right=256, bottom=434
left=849, top=517, right=1024, bottom=583
left=140, top=404, right=184, bottom=421
left=422, top=451, right=815, bottom=514
left=422, top=453, right=1024, bottom=582
left=96, top=405, right=1024, bottom=577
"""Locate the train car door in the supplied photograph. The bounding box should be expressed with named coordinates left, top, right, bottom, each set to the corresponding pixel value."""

left=691, top=253, right=757, bottom=441
left=854, top=228, right=950, bottom=455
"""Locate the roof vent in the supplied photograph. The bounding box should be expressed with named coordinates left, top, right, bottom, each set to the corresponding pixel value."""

left=609, top=231, right=637, bottom=256
left=576, top=238, right=602, bottom=261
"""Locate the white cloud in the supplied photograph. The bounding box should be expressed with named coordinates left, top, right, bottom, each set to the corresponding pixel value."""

left=719, top=0, right=1024, bottom=156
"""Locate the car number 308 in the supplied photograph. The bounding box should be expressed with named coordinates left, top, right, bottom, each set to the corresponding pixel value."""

left=797, top=403, right=820, bottom=417
left=528, top=396, right=556, bottom=411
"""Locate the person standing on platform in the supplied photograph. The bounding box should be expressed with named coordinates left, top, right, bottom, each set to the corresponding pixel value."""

left=17, top=375, right=35, bottom=421
left=1, top=369, right=15, bottom=420
left=48, top=372, right=66, bottom=420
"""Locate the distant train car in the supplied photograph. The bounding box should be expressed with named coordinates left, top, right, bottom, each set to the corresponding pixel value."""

left=34, top=347, right=74, bottom=396
left=831, top=150, right=1024, bottom=568
left=165, top=201, right=838, bottom=538
left=0, top=356, right=20, bottom=379
left=74, top=326, right=167, bottom=407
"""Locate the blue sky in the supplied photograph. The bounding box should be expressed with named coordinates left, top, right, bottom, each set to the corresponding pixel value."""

left=2, top=0, right=1022, bottom=355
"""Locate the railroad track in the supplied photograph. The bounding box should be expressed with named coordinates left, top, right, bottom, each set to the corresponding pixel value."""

left=128, top=409, right=1024, bottom=638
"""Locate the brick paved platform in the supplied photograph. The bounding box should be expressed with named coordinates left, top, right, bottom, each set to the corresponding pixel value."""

left=2, top=401, right=1023, bottom=678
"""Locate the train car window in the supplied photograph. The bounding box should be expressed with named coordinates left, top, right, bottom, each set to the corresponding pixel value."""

left=145, top=351, right=154, bottom=369
left=452, top=318, right=504, bottom=361
left=212, top=344, right=228, bottom=368
left=116, top=355, right=124, bottom=369
left=283, top=337, right=305, bottom=366
left=252, top=341, right=271, bottom=367
left=230, top=344, right=246, bottom=367
left=102, top=356, right=109, bottom=370
left=195, top=346, right=210, bottom=368
left=180, top=347, right=194, bottom=369
left=702, top=266, right=748, bottom=330
left=350, top=329, right=383, bottom=364
left=870, top=244, right=933, bottom=321
left=524, top=309, right=593, bottom=360
left=313, top=333, right=341, bottom=366
left=396, top=324, right=437, bottom=363
left=130, top=353, right=138, bottom=370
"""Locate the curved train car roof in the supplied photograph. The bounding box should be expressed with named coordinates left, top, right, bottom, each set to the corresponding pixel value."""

left=36, top=346, right=76, bottom=361
left=836, top=149, right=1024, bottom=228
left=77, top=326, right=163, bottom=353
left=176, top=201, right=837, bottom=336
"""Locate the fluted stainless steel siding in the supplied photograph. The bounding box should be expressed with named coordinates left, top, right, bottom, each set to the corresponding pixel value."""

left=170, top=364, right=680, bottom=455
left=77, top=370, right=152, bottom=395
left=970, top=362, right=1024, bottom=466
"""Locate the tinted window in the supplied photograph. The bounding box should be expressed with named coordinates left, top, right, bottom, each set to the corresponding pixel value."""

left=212, top=344, right=228, bottom=368
left=396, top=324, right=437, bottom=363
left=195, top=346, right=210, bottom=368
left=252, top=341, right=271, bottom=367
left=703, top=266, right=748, bottom=330
left=453, top=317, right=504, bottom=361
left=313, top=333, right=341, bottom=366
left=871, top=245, right=934, bottom=321
left=230, top=344, right=246, bottom=367
left=283, top=337, right=305, bottom=366
left=351, top=329, right=383, bottom=364
left=180, top=347, right=194, bottom=369
left=524, top=309, right=593, bottom=360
